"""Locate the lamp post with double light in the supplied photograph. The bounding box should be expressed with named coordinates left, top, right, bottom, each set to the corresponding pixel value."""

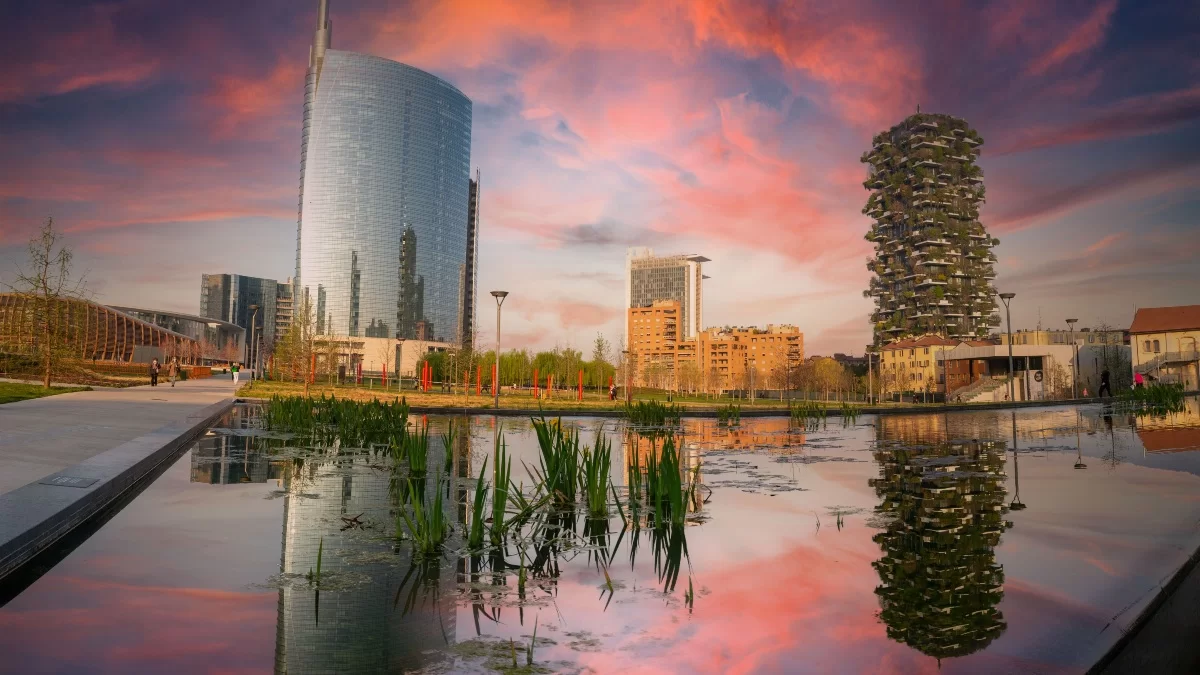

left=998, top=292, right=1016, bottom=403
left=1066, top=318, right=1079, bottom=399
left=490, top=291, right=508, bottom=409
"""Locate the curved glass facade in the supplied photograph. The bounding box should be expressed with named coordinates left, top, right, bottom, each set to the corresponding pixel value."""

left=298, top=50, right=472, bottom=342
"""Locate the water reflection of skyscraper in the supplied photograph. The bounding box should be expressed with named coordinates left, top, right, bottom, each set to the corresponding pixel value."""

left=275, top=452, right=461, bottom=673
left=869, top=435, right=1010, bottom=661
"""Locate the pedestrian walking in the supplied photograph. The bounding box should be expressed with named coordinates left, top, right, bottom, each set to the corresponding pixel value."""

left=149, top=358, right=160, bottom=387
left=168, top=357, right=180, bottom=387
left=609, top=383, right=616, bottom=401
left=1099, top=369, right=1111, bottom=398
left=1134, top=371, right=1145, bottom=389
left=232, top=362, right=240, bottom=385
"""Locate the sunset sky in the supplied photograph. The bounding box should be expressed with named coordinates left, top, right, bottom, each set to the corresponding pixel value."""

left=2, top=0, right=1198, bottom=355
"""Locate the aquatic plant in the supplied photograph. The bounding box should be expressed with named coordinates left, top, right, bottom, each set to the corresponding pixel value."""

left=491, top=433, right=512, bottom=544
left=625, top=400, right=682, bottom=427
left=265, top=393, right=412, bottom=448
left=527, top=616, right=539, bottom=666
left=1120, top=382, right=1186, bottom=416
left=405, top=423, right=429, bottom=476
left=790, top=400, right=828, bottom=431
left=306, top=536, right=324, bottom=585
left=530, top=418, right=579, bottom=509
left=716, top=403, right=741, bottom=427
left=399, top=475, right=449, bottom=557
left=644, top=434, right=690, bottom=528
left=468, top=458, right=489, bottom=550
left=580, top=433, right=613, bottom=519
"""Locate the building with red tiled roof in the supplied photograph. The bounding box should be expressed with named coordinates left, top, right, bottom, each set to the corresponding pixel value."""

left=1130, top=305, right=1200, bottom=390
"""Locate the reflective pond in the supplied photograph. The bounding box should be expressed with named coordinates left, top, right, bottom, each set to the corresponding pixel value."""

left=2, top=399, right=1200, bottom=674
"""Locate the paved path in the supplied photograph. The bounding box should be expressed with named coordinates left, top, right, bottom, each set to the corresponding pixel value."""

left=0, top=375, right=238, bottom=496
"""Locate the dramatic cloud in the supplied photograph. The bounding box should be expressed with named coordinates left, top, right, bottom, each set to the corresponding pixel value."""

left=2, top=0, right=1199, bottom=351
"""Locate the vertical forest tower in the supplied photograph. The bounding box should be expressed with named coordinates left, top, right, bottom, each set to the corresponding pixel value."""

left=862, top=113, right=999, bottom=346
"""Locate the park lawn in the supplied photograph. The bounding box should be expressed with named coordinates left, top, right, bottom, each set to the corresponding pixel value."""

left=235, top=379, right=872, bottom=412
left=0, top=381, right=90, bottom=405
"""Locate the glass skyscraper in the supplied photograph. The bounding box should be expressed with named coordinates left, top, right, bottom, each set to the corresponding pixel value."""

left=296, top=0, right=474, bottom=343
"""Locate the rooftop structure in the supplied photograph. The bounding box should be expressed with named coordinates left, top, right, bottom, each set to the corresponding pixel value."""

left=0, top=294, right=242, bottom=364
left=861, top=112, right=1000, bottom=345
left=625, top=248, right=708, bottom=343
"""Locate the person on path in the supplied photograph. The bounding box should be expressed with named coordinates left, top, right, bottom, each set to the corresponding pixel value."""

left=232, top=362, right=240, bottom=385
left=1134, top=371, right=1145, bottom=389
left=149, top=358, right=160, bottom=387
left=1099, top=369, right=1111, bottom=398
left=609, top=383, right=616, bottom=401
left=168, top=357, right=180, bottom=387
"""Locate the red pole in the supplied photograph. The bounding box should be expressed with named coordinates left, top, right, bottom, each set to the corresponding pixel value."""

left=533, top=368, right=539, bottom=397
left=310, top=353, right=316, bottom=385
left=492, top=362, right=498, bottom=398
left=383, top=361, right=388, bottom=389
left=356, top=361, right=362, bottom=385
left=476, top=365, right=481, bottom=396
left=578, top=369, right=583, bottom=401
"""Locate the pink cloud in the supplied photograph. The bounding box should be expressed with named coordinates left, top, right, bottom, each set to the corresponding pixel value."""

left=1027, top=0, right=1118, bottom=76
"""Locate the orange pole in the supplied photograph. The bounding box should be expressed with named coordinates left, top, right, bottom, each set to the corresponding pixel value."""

left=534, top=368, right=539, bottom=397
left=492, top=362, right=498, bottom=398
left=476, top=365, right=481, bottom=396
left=310, top=352, right=316, bottom=385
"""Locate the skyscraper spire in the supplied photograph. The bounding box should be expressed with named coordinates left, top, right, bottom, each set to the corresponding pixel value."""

left=310, top=0, right=332, bottom=76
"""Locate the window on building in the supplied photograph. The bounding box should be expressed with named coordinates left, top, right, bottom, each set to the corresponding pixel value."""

left=1088, top=335, right=1094, bottom=343
left=924, top=348, right=929, bottom=355
left=1153, top=340, right=1161, bottom=353
left=1144, top=340, right=1151, bottom=352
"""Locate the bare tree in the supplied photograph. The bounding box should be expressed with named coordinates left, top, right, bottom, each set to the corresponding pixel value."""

left=7, top=218, right=88, bottom=387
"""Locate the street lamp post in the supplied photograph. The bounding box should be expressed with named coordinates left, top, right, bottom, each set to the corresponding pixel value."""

left=999, top=293, right=1016, bottom=403
left=490, top=291, right=508, bottom=409
left=248, top=304, right=259, bottom=381
left=1065, top=318, right=1079, bottom=399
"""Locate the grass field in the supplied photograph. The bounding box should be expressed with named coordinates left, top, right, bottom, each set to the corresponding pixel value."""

left=235, top=379, right=873, bottom=413
left=0, top=381, right=90, bottom=405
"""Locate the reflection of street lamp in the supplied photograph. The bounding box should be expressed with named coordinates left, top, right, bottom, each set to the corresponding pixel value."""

left=1074, top=408, right=1087, bottom=469
left=490, top=291, right=508, bottom=409
left=1009, top=411, right=1027, bottom=510
left=248, top=304, right=260, bottom=380
left=999, top=292, right=1016, bottom=402
left=1066, top=318, right=1079, bottom=399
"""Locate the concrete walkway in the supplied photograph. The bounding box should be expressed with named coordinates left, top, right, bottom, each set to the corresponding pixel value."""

left=0, top=375, right=238, bottom=496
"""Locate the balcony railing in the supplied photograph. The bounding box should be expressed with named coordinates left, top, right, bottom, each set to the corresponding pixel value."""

left=1136, top=350, right=1200, bottom=374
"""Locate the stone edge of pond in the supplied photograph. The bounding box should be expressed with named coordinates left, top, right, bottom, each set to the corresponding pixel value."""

left=0, top=397, right=234, bottom=581
left=1087, top=539, right=1200, bottom=674
left=235, top=396, right=1118, bottom=417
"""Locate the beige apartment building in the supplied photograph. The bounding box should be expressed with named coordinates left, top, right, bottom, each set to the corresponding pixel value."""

left=627, top=300, right=682, bottom=388
left=1130, top=305, right=1200, bottom=390
left=626, top=306, right=803, bottom=392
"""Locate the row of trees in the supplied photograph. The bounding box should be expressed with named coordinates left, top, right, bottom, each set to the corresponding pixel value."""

left=640, top=355, right=865, bottom=400
left=417, top=334, right=619, bottom=391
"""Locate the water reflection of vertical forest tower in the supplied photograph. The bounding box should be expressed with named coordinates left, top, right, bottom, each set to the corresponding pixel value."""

left=869, top=438, right=1010, bottom=660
